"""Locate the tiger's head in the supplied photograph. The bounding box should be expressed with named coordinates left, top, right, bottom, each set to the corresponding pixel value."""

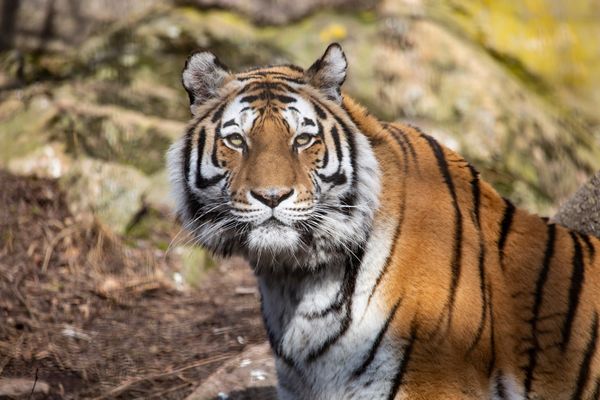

left=167, top=44, right=380, bottom=270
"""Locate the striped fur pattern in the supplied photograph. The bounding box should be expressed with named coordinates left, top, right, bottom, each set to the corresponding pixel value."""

left=167, top=44, right=600, bottom=399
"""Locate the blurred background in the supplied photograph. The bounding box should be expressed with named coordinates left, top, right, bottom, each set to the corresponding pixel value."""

left=0, top=0, right=599, bottom=398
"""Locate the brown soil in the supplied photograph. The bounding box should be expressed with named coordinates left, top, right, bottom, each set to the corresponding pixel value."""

left=0, top=170, right=266, bottom=399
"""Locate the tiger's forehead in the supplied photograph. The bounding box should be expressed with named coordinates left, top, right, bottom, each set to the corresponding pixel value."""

left=234, top=65, right=305, bottom=82
left=221, top=74, right=319, bottom=135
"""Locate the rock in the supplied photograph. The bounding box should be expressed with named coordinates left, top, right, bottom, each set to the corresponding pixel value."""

left=49, top=97, right=185, bottom=174
left=3, top=3, right=600, bottom=222
left=177, top=0, right=378, bottom=25
left=59, top=158, right=150, bottom=235
left=380, top=0, right=600, bottom=117
left=186, top=341, right=277, bottom=400
left=367, top=12, right=600, bottom=214
left=8, top=143, right=72, bottom=178
left=145, top=169, right=175, bottom=211
left=553, top=171, right=600, bottom=238
left=170, top=245, right=217, bottom=287
left=1, top=0, right=161, bottom=52
left=0, top=377, right=50, bottom=397
left=0, top=91, right=57, bottom=165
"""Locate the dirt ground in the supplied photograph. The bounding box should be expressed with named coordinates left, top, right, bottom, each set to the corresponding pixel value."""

left=0, top=170, right=267, bottom=399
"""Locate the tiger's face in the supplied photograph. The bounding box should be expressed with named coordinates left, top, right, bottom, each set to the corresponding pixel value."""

left=168, top=44, right=380, bottom=270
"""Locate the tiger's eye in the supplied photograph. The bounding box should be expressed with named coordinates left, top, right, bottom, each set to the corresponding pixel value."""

left=225, top=134, right=245, bottom=148
left=294, top=134, right=312, bottom=147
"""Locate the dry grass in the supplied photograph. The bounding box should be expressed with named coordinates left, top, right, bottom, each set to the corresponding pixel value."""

left=0, top=170, right=265, bottom=399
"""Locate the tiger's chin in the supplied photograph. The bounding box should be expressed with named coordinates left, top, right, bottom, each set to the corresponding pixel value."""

left=246, top=221, right=301, bottom=255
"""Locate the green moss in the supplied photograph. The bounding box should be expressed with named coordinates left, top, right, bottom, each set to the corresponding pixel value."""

left=426, top=0, right=600, bottom=111
left=180, top=246, right=216, bottom=288
left=0, top=100, right=55, bottom=165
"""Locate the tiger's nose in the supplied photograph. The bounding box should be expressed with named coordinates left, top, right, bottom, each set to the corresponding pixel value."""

left=250, top=188, right=294, bottom=208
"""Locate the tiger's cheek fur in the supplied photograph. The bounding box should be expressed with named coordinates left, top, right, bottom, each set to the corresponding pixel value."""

left=299, top=140, right=326, bottom=196
left=215, top=139, right=241, bottom=171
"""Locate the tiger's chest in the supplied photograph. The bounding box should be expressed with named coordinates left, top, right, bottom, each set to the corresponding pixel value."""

left=257, top=222, right=407, bottom=399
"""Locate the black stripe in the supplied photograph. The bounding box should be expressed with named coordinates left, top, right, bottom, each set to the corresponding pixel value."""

left=495, top=372, right=508, bottom=400
left=365, top=126, right=412, bottom=306
left=281, top=64, right=304, bottom=73
left=261, top=302, right=299, bottom=373
left=366, top=191, right=406, bottom=306
left=317, top=121, right=329, bottom=169
left=312, top=97, right=359, bottom=198
left=311, top=101, right=326, bottom=119
left=467, top=164, right=488, bottom=354
left=468, top=164, right=481, bottom=226
left=590, top=377, right=600, bottom=400
left=275, top=94, right=297, bottom=103
left=523, top=223, right=556, bottom=396
left=329, top=125, right=344, bottom=169
left=300, top=291, right=344, bottom=320
left=390, top=125, right=419, bottom=170
left=306, top=247, right=366, bottom=362
left=211, top=126, right=221, bottom=166
left=240, top=94, right=260, bottom=103
left=332, top=114, right=357, bottom=185
left=303, top=117, right=315, bottom=127
left=571, top=312, right=599, bottom=400
left=195, top=128, right=226, bottom=189
left=222, top=119, right=237, bottom=128
left=182, top=102, right=223, bottom=185
left=363, top=125, right=411, bottom=304
left=180, top=101, right=231, bottom=221
left=398, top=129, right=418, bottom=162
left=562, top=232, right=586, bottom=351
left=317, top=171, right=347, bottom=185
left=236, top=74, right=305, bottom=85
left=182, top=125, right=204, bottom=219
left=386, top=323, right=417, bottom=400
left=385, top=124, right=412, bottom=175
left=498, top=198, right=516, bottom=270
left=353, top=297, right=403, bottom=377
left=210, top=102, right=226, bottom=123
left=421, top=133, right=463, bottom=331
left=183, top=125, right=194, bottom=190
left=317, top=124, right=348, bottom=187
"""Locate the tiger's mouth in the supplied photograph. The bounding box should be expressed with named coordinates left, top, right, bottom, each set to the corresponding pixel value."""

left=246, top=218, right=302, bottom=254
left=261, top=217, right=287, bottom=227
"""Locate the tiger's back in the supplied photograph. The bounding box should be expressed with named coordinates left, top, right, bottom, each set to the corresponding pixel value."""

left=356, top=109, right=600, bottom=399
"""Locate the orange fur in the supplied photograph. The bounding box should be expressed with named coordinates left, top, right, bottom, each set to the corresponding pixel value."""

left=344, top=95, right=600, bottom=399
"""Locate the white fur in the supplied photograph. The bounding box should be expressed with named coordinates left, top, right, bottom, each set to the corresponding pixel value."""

left=182, top=52, right=230, bottom=114
left=491, top=372, right=525, bottom=400
left=307, top=44, right=347, bottom=103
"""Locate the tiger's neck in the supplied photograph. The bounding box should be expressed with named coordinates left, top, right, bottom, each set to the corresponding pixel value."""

left=255, top=216, right=400, bottom=394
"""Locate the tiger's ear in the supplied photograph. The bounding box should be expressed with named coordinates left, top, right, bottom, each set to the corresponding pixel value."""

left=305, top=43, right=347, bottom=103
left=182, top=51, right=231, bottom=115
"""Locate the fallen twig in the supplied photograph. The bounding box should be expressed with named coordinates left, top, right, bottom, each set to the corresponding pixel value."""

left=28, top=368, right=38, bottom=400
left=93, top=353, right=234, bottom=400
left=42, top=226, right=75, bottom=272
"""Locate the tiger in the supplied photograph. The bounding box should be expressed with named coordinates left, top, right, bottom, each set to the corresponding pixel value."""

left=167, top=43, right=600, bottom=399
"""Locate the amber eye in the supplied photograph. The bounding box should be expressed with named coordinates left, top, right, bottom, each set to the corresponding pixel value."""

left=225, top=133, right=245, bottom=149
left=294, top=133, right=313, bottom=148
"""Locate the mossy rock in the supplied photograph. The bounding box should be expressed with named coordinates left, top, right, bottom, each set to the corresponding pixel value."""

left=59, top=158, right=150, bottom=235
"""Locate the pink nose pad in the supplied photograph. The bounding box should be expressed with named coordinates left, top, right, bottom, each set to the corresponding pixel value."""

left=250, top=188, right=294, bottom=208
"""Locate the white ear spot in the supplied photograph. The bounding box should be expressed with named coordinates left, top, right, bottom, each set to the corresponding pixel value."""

left=182, top=51, right=231, bottom=115
left=305, top=43, right=348, bottom=103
